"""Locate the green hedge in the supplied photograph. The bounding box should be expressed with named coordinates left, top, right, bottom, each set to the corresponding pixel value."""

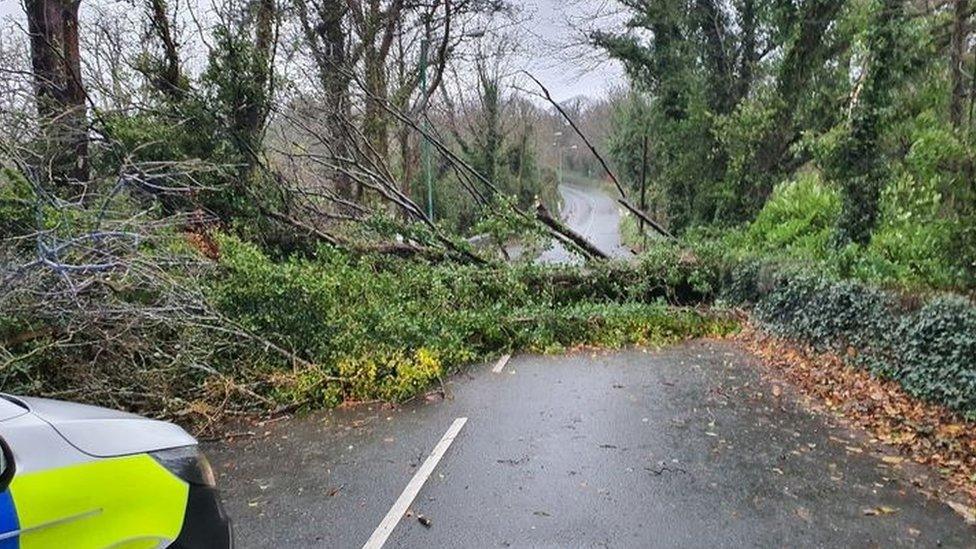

left=714, top=257, right=976, bottom=418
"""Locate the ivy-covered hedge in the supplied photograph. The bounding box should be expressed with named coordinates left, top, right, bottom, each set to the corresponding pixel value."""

left=717, top=258, right=976, bottom=418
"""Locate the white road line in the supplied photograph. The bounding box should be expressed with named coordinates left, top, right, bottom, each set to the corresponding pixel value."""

left=362, top=417, right=468, bottom=549
left=492, top=353, right=511, bottom=373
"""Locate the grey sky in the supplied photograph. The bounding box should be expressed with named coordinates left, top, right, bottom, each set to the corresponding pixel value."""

left=515, top=0, right=625, bottom=101
left=0, top=0, right=625, bottom=101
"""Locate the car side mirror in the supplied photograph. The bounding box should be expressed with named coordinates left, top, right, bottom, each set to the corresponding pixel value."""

left=0, top=438, right=15, bottom=492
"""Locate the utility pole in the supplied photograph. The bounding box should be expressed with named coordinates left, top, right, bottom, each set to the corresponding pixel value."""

left=553, top=131, right=564, bottom=186
left=639, top=134, right=649, bottom=251
left=420, top=37, right=434, bottom=221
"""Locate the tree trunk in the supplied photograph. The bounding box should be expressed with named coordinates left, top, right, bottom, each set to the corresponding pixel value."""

left=243, top=0, right=275, bottom=145
left=735, top=0, right=757, bottom=103
left=146, top=0, right=185, bottom=100
left=363, top=45, right=390, bottom=164
left=949, top=0, right=969, bottom=127
left=835, top=0, right=902, bottom=246
left=24, top=0, right=89, bottom=194
left=695, top=0, right=733, bottom=114
left=296, top=0, right=356, bottom=198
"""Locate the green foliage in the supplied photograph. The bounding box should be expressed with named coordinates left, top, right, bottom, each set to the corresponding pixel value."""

left=744, top=269, right=976, bottom=418
left=743, top=172, right=841, bottom=258
left=0, top=168, right=34, bottom=244
left=686, top=161, right=974, bottom=290
left=209, top=235, right=737, bottom=411
left=599, top=0, right=974, bottom=281
left=892, top=296, right=976, bottom=414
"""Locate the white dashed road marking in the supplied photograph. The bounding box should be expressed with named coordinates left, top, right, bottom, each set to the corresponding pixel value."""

left=492, top=353, right=512, bottom=374
left=362, top=417, right=468, bottom=549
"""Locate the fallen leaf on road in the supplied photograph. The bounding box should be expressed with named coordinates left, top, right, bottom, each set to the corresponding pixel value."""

left=881, top=456, right=904, bottom=465
left=739, top=329, right=976, bottom=510
left=862, top=506, right=898, bottom=516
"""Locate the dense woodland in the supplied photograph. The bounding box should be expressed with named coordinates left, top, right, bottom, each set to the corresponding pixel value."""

left=599, top=0, right=976, bottom=290
left=1, top=0, right=975, bottom=426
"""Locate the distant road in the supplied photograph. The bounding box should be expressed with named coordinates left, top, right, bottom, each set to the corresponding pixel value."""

left=537, top=182, right=631, bottom=264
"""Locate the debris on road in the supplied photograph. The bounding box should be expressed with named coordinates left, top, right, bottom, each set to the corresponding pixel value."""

left=740, top=330, right=976, bottom=512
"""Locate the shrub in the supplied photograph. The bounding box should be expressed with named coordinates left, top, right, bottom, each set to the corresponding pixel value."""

left=744, top=172, right=841, bottom=259
left=753, top=274, right=898, bottom=352
left=892, top=296, right=976, bottom=414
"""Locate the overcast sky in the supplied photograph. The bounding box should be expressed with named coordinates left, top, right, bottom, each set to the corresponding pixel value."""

left=515, top=0, right=625, bottom=101
left=0, top=0, right=625, bottom=101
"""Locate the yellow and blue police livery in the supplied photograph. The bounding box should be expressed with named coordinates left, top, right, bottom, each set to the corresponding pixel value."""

left=0, top=394, right=232, bottom=549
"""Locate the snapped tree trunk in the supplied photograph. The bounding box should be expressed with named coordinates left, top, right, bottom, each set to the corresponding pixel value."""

left=24, top=0, right=90, bottom=194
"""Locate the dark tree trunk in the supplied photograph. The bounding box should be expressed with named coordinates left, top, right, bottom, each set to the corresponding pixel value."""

left=949, top=0, right=969, bottom=127
left=836, top=0, right=903, bottom=246
left=735, top=0, right=757, bottom=103
left=24, top=0, right=90, bottom=194
left=242, top=0, right=275, bottom=144
left=146, top=0, right=185, bottom=100
left=696, top=0, right=733, bottom=114
left=297, top=0, right=356, bottom=198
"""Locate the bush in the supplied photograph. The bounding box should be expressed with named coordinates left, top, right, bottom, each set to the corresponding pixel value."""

left=744, top=172, right=841, bottom=259
left=753, top=274, right=898, bottom=351
left=892, top=296, right=976, bottom=413
left=720, top=257, right=976, bottom=418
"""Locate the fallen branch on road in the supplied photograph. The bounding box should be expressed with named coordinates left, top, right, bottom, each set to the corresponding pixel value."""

left=520, top=71, right=674, bottom=241
left=535, top=202, right=610, bottom=260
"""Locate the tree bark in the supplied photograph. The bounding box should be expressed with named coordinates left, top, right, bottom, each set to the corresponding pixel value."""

left=296, top=0, right=356, bottom=198
left=146, top=0, right=185, bottom=100
left=24, top=0, right=90, bottom=193
left=244, top=0, right=275, bottom=144
left=949, top=0, right=969, bottom=127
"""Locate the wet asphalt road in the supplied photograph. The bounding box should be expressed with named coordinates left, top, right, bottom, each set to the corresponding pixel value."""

left=536, top=183, right=631, bottom=264
left=208, top=341, right=975, bottom=547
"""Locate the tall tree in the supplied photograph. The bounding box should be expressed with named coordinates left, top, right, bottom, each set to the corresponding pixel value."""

left=835, top=0, right=905, bottom=245
left=24, top=0, right=90, bottom=193
left=296, top=0, right=355, bottom=197
left=949, top=0, right=969, bottom=127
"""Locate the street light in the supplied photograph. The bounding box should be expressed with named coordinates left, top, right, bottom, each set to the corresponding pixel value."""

left=420, top=38, right=434, bottom=221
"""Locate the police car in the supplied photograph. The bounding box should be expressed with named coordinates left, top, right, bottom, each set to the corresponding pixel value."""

left=0, top=394, right=232, bottom=548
